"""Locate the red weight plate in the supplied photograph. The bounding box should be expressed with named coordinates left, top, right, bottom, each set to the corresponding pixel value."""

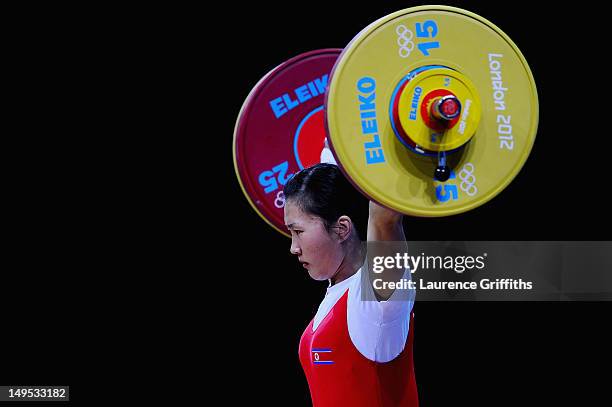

left=234, top=49, right=341, bottom=236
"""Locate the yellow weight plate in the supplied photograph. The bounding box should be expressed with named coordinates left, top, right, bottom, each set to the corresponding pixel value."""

left=326, top=6, right=538, bottom=217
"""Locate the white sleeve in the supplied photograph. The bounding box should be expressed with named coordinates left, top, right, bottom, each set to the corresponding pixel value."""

left=320, top=138, right=337, bottom=165
left=347, top=268, right=414, bottom=363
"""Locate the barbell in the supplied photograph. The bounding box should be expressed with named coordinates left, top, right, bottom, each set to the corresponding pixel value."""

left=233, top=6, right=538, bottom=237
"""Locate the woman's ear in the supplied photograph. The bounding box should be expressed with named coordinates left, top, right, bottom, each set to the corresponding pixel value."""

left=334, top=216, right=353, bottom=242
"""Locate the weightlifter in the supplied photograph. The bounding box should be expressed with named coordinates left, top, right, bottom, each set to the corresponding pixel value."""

left=284, top=161, right=418, bottom=406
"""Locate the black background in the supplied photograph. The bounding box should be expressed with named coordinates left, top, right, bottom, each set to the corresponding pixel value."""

left=1, top=1, right=610, bottom=405
left=224, top=1, right=611, bottom=405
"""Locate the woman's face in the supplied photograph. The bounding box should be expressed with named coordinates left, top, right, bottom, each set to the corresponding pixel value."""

left=284, top=200, right=344, bottom=281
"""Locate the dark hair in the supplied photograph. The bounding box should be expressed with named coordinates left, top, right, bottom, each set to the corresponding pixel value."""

left=283, top=163, right=368, bottom=241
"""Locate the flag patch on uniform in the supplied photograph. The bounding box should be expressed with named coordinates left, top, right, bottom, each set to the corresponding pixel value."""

left=312, top=348, right=334, bottom=364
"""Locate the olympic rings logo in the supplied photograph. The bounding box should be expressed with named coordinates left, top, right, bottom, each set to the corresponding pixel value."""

left=458, top=163, right=478, bottom=196
left=396, top=25, right=415, bottom=58
left=274, top=191, right=286, bottom=208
